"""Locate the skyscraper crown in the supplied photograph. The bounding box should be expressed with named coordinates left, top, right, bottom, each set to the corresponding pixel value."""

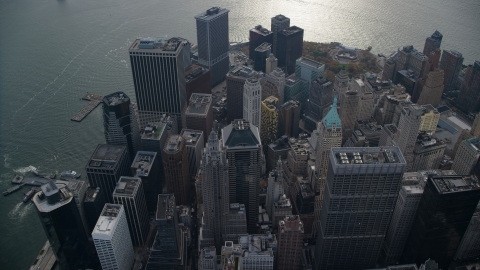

left=322, top=97, right=341, bottom=129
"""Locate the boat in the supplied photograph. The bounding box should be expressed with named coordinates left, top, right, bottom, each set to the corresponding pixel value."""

left=3, top=184, right=24, bottom=196
left=60, top=170, right=81, bottom=180
left=23, top=188, right=36, bottom=203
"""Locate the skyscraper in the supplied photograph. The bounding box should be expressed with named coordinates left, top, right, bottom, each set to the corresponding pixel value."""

left=302, top=77, right=334, bottom=133
left=195, top=7, right=230, bottom=87
left=455, top=202, right=480, bottom=261
left=412, top=134, right=446, bottom=171
left=253, top=42, right=272, bottom=72
left=86, top=144, right=131, bottom=203
left=284, top=74, right=309, bottom=111
left=315, top=147, right=406, bottom=270
left=276, top=215, right=304, bottom=270
left=261, top=96, right=279, bottom=152
left=131, top=151, right=161, bottom=213
left=183, top=93, right=213, bottom=143
left=265, top=53, right=278, bottom=74
left=271, top=14, right=290, bottom=57
left=33, top=182, right=94, bottom=270
left=249, top=25, right=273, bottom=60
left=222, top=120, right=262, bottom=232
left=163, top=134, right=190, bottom=206
left=185, top=63, right=212, bottom=102
left=262, top=67, right=285, bottom=103
left=401, top=175, right=480, bottom=269
left=452, top=137, right=480, bottom=175
left=83, top=187, right=107, bottom=233
left=456, top=61, right=480, bottom=113
left=396, top=104, right=423, bottom=171
left=339, top=87, right=359, bottom=141
left=295, top=57, right=325, bottom=87
left=181, top=129, right=204, bottom=179
left=92, top=204, right=134, bottom=270
left=140, top=115, right=178, bottom=155
left=423, top=30, right=443, bottom=57
left=200, top=130, right=229, bottom=249
left=279, top=99, right=301, bottom=137
left=277, top=26, right=304, bottom=75
left=226, top=65, right=257, bottom=122
left=129, top=37, right=190, bottom=127
left=102, top=92, right=140, bottom=160
left=243, top=77, right=262, bottom=130
left=112, top=176, right=149, bottom=247
left=354, top=78, right=375, bottom=122
left=199, top=247, right=216, bottom=270
left=416, top=69, right=444, bottom=107
left=440, top=50, right=464, bottom=93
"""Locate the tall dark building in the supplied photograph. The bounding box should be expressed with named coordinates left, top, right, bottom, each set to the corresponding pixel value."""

left=131, top=151, right=161, bottom=214
left=183, top=93, right=213, bottom=143
left=222, top=120, right=263, bottom=233
left=33, top=182, right=95, bottom=270
left=253, top=42, right=272, bottom=72
left=163, top=135, right=191, bottom=206
left=112, top=176, right=150, bottom=247
left=302, top=77, right=334, bottom=133
left=279, top=99, right=301, bottom=137
left=86, top=144, right=131, bottom=203
left=456, top=61, right=480, bottom=113
left=83, top=187, right=107, bottom=233
left=185, top=63, right=211, bottom=103
left=440, top=50, right=464, bottom=93
left=140, top=115, right=178, bottom=155
left=277, top=26, right=304, bottom=75
left=226, top=66, right=257, bottom=122
left=423, top=30, right=443, bottom=57
left=129, top=37, right=190, bottom=128
left=271, top=14, right=290, bottom=57
left=249, top=25, right=273, bottom=60
left=195, top=7, right=230, bottom=87
left=401, top=175, right=480, bottom=269
left=180, top=129, right=204, bottom=180
left=102, top=92, right=140, bottom=160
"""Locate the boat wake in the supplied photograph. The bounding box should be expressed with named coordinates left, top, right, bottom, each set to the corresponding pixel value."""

left=13, top=165, right=37, bottom=174
left=8, top=202, right=34, bottom=220
left=4, top=154, right=11, bottom=169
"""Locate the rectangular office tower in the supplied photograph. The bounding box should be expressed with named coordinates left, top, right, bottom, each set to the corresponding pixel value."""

left=180, top=129, right=204, bottom=180
left=271, top=14, right=290, bottom=57
left=131, top=151, right=161, bottom=213
left=163, top=135, right=191, bottom=206
left=401, top=175, right=480, bottom=269
left=112, top=176, right=150, bottom=247
left=183, top=93, right=213, bottom=144
left=129, top=37, right=190, bottom=128
left=83, top=187, right=107, bottom=233
left=277, top=26, right=304, bottom=75
left=195, top=7, right=230, bottom=87
left=92, top=204, right=134, bottom=270
left=315, top=147, right=406, bottom=270
left=86, top=144, right=131, bottom=203
left=249, top=25, right=273, bottom=60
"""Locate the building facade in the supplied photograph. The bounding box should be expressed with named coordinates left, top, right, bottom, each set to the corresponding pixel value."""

left=183, top=93, right=212, bottom=144
left=277, top=26, right=304, bottom=75
left=131, top=151, right=161, bottom=213
left=396, top=104, right=423, bottom=171
left=181, top=129, right=204, bottom=179
left=249, top=25, right=273, bottom=60
left=243, top=77, right=262, bottom=129
left=261, top=96, right=279, bottom=152
left=226, top=66, right=257, bottom=122
left=452, top=137, right=480, bottom=175
left=302, top=77, right=334, bottom=133
left=270, top=14, right=290, bottom=57
left=163, top=135, right=191, bottom=206
left=440, top=50, right=464, bottom=93
left=276, top=216, right=304, bottom=270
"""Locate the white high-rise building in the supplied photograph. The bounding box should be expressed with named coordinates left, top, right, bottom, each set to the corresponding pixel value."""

left=92, top=204, right=134, bottom=270
left=263, top=68, right=286, bottom=103
left=243, top=78, right=262, bottom=130
left=266, top=53, right=278, bottom=74
left=452, top=137, right=480, bottom=175
left=396, top=104, right=423, bottom=171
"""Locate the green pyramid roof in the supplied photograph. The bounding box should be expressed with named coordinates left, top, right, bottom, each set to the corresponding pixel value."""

left=322, top=97, right=341, bottom=129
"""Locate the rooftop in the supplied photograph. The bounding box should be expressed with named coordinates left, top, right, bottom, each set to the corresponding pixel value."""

left=272, top=14, right=289, bottom=22
left=332, top=147, right=405, bottom=165
left=92, top=204, right=123, bottom=238
left=131, top=151, right=156, bottom=177
left=414, top=134, right=445, bottom=151
left=431, top=175, right=480, bottom=194
left=129, top=37, right=188, bottom=52
left=285, top=75, right=307, bottom=86
left=33, top=182, right=73, bottom=212
left=181, top=129, right=203, bottom=146
left=103, top=92, right=130, bottom=106
left=156, top=194, right=176, bottom=221
left=280, top=26, right=303, bottom=36
left=322, top=97, right=341, bottom=129
left=113, top=177, right=141, bottom=197
left=281, top=99, right=300, bottom=109
left=222, top=120, right=261, bottom=149
left=251, top=25, right=272, bottom=36
left=465, top=137, right=480, bottom=153
left=84, top=187, right=101, bottom=203
left=255, top=42, right=272, bottom=52
left=185, top=93, right=212, bottom=115
left=296, top=56, right=324, bottom=68
left=185, top=64, right=208, bottom=83
left=164, top=135, right=184, bottom=153
left=87, top=144, right=126, bottom=169
left=195, top=7, right=229, bottom=21
left=262, top=96, right=279, bottom=110
left=141, top=116, right=176, bottom=141
left=228, top=65, right=256, bottom=79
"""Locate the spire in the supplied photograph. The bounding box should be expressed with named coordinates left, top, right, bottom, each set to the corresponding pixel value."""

left=322, top=97, right=342, bottom=129
left=207, top=129, right=219, bottom=151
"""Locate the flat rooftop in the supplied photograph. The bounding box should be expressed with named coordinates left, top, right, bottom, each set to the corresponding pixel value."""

left=296, top=56, right=323, bottom=68
left=272, top=14, right=289, bottom=22
left=103, top=92, right=129, bottom=106
left=195, top=7, right=229, bottom=20
left=113, top=177, right=141, bottom=197
left=331, top=147, right=405, bottom=165
left=129, top=37, right=187, bottom=52
left=255, top=42, right=272, bottom=52
left=87, top=144, right=126, bottom=169
left=164, top=135, right=184, bottom=153
left=141, top=116, right=175, bottom=141
left=251, top=25, right=272, bottom=36
left=431, top=175, right=480, bottom=194
left=33, top=182, right=73, bottom=212
left=84, top=187, right=100, bottom=203
left=131, top=151, right=157, bottom=177
left=185, top=64, right=208, bottom=82
left=228, top=65, right=256, bottom=78
left=181, top=129, right=203, bottom=146
left=280, top=26, right=303, bottom=36
left=185, top=93, right=212, bottom=115
left=92, top=204, right=123, bottom=238
left=285, top=75, right=307, bottom=86
left=281, top=99, right=300, bottom=109
left=156, top=194, right=176, bottom=221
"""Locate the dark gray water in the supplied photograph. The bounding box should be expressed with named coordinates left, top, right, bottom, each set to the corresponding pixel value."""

left=0, top=0, right=478, bottom=268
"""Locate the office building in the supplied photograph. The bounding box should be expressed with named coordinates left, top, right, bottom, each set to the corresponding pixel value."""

left=183, top=93, right=212, bottom=143
left=412, top=135, right=446, bottom=171
left=419, top=104, right=440, bottom=134
left=195, top=7, right=230, bottom=87
left=452, top=137, right=480, bottom=175
left=59, top=180, right=89, bottom=236
left=423, top=30, right=443, bottom=57
left=163, top=135, right=190, bottom=206
left=279, top=100, right=301, bottom=137
left=401, top=175, right=480, bottom=269
left=302, top=77, right=334, bottom=133
left=102, top=91, right=140, bottom=159
left=456, top=61, right=480, bottom=113
left=131, top=151, right=160, bottom=213
left=226, top=66, right=257, bottom=122
left=396, top=104, right=423, bottom=171
left=147, top=194, right=187, bottom=269
left=86, top=144, right=130, bottom=203
left=33, top=182, right=94, bottom=270
left=416, top=69, right=444, bottom=107
left=112, top=177, right=149, bottom=247
left=83, top=187, right=106, bottom=233
left=249, top=25, right=273, bottom=60
left=283, top=138, right=312, bottom=195
left=276, top=216, right=304, bottom=270
left=243, top=78, right=262, bottom=129
left=141, top=115, right=178, bottom=154
left=266, top=162, right=292, bottom=230
left=223, top=203, right=248, bottom=242
left=261, top=96, right=279, bottom=152
left=355, top=78, right=375, bottom=121
left=380, top=85, right=410, bottom=125
left=315, top=147, right=406, bottom=270
left=199, top=247, right=216, bottom=270
left=334, top=68, right=349, bottom=94
left=455, top=203, right=480, bottom=261
left=277, top=26, right=304, bottom=75
left=440, top=50, right=464, bottom=93
left=185, top=63, right=212, bottom=102
left=284, top=75, right=309, bottom=111
left=129, top=37, right=190, bottom=127
left=339, top=87, right=360, bottom=141
left=181, top=129, right=204, bottom=179
left=238, top=234, right=276, bottom=270
left=222, top=120, right=262, bottom=232
left=295, top=57, right=325, bottom=87
left=266, top=53, right=278, bottom=74
left=92, top=204, right=134, bottom=270
left=266, top=136, right=291, bottom=172
left=271, top=14, right=290, bottom=57
left=379, top=124, right=399, bottom=147
left=253, top=42, right=272, bottom=72
left=262, top=67, right=285, bottom=102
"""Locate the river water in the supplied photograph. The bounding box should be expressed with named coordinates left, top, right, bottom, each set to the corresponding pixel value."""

left=0, top=0, right=479, bottom=268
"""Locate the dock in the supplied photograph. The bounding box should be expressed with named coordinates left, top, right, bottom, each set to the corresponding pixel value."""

left=3, top=184, right=25, bottom=196
left=70, top=93, right=103, bottom=122
left=29, top=241, right=56, bottom=270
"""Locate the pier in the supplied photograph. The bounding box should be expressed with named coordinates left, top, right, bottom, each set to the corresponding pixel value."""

left=70, top=93, right=103, bottom=122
